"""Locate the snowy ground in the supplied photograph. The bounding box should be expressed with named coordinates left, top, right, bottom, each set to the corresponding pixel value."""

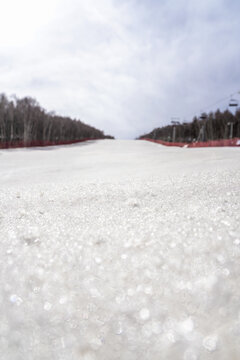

left=0, top=140, right=240, bottom=360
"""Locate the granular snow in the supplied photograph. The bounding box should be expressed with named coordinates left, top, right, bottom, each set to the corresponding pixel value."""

left=0, top=140, right=240, bottom=359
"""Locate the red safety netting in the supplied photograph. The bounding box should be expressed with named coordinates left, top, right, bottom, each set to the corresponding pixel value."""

left=0, top=138, right=100, bottom=149
left=142, top=138, right=240, bottom=148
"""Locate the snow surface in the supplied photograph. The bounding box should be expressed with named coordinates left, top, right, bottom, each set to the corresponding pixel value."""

left=0, top=140, right=240, bottom=360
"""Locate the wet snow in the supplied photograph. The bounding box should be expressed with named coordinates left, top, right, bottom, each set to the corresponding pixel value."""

left=0, top=140, right=240, bottom=359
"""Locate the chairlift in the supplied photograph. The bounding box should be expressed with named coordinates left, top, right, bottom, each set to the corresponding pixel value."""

left=229, top=98, right=238, bottom=107
left=200, top=113, right=207, bottom=120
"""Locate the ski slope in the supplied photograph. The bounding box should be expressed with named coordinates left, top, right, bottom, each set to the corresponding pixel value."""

left=0, top=140, right=240, bottom=360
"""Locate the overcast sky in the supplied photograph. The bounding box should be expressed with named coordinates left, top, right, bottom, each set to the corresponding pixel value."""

left=0, top=0, right=240, bottom=138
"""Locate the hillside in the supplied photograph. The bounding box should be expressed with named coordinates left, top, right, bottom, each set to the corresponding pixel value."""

left=0, top=93, right=114, bottom=148
left=139, top=109, right=240, bottom=143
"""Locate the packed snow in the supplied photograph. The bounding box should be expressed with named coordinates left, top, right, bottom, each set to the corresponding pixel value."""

left=0, top=140, right=240, bottom=360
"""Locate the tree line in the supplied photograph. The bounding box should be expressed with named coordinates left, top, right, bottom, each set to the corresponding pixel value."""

left=0, top=93, right=114, bottom=147
left=139, top=109, right=240, bottom=143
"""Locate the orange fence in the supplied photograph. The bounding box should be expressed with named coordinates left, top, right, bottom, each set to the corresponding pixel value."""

left=0, top=138, right=99, bottom=149
left=142, top=138, right=240, bottom=148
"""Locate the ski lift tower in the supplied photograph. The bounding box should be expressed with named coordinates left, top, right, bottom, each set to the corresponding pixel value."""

left=197, top=113, right=207, bottom=142
left=228, top=97, right=239, bottom=139
left=171, top=118, right=180, bottom=142
left=227, top=122, right=234, bottom=139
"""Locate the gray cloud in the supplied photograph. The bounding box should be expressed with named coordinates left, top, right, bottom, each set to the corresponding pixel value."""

left=0, top=0, right=240, bottom=138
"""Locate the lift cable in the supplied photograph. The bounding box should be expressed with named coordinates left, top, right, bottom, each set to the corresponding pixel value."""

left=183, top=90, right=240, bottom=123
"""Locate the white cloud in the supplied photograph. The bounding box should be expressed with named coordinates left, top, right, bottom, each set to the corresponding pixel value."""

left=0, top=0, right=58, bottom=46
left=0, top=0, right=240, bottom=138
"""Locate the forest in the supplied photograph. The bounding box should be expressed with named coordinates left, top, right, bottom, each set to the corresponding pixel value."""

left=0, top=93, right=113, bottom=148
left=139, top=109, right=240, bottom=143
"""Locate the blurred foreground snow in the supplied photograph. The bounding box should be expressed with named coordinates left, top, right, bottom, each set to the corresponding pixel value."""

left=0, top=140, right=240, bottom=359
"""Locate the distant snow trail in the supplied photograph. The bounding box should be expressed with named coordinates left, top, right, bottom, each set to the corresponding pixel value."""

left=0, top=140, right=240, bottom=360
